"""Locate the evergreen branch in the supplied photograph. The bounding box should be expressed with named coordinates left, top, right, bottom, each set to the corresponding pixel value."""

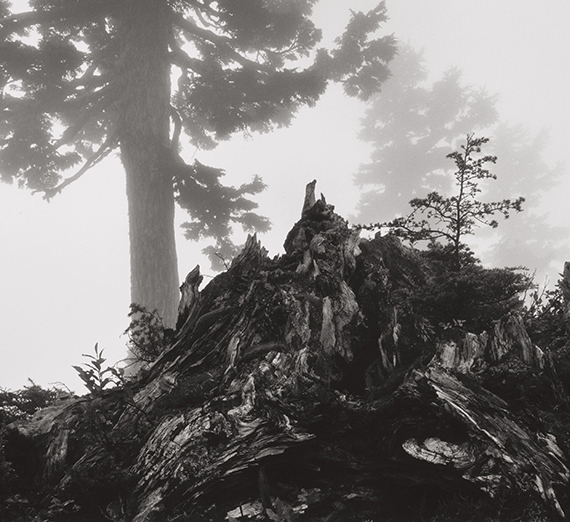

left=38, top=131, right=118, bottom=200
left=52, top=90, right=115, bottom=148
left=67, top=63, right=108, bottom=90
left=357, top=135, right=525, bottom=270
left=0, top=9, right=55, bottom=30
left=190, top=2, right=218, bottom=29
left=185, top=0, right=221, bottom=26
left=171, top=12, right=273, bottom=73
left=62, top=85, right=112, bottom=113
left=0, top=2, right=115, bottom=37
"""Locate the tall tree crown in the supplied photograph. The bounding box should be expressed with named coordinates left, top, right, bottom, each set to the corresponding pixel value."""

left=353, top=43, right=567, bottom=282
left=0, top=0, right=396, bottom=324
left=354, top=44, right=498, bottom=223
left=0, top=0, right=395, bottom=190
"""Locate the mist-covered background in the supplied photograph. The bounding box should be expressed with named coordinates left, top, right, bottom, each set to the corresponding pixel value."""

left=1, top=0, right=569, bottom=392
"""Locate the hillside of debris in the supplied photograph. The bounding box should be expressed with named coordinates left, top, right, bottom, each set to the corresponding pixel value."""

left=2, top=181, right=570, bottom=522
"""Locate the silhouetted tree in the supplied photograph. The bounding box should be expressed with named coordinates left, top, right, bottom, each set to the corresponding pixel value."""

left=355, top=44, right=567, bottom=281
left=484, top=123, right=566, bottom=279
left=364, top=135, right=524, bottom=271
left=354, top=44, right=497, bottom=224
left=0, top=1, right=396, bottom=325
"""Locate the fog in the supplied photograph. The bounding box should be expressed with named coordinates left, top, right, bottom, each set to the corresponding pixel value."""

left=1, top=0, right=569, bottom=392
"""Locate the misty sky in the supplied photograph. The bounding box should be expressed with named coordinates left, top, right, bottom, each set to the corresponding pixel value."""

left=1, top=0, right=569, bottom=393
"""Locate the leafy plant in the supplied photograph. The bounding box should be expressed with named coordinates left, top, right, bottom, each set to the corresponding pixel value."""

left=124, top=303, right=173, bottom=364
left=73, top=344, right=123, bottom=395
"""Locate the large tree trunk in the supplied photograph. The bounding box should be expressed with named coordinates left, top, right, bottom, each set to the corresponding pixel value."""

left=5, top=182, right=570, bottom=522
left=117, top=0, right=179, bottom=327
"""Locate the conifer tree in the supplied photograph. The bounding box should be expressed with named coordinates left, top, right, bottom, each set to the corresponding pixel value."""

left=354, top=44, right=498, bottom=224
left=354, top=44, right=565, bottom=281
left=0, top=0, right=396, bottom=325
left=364, top=135, right=525, bottom=270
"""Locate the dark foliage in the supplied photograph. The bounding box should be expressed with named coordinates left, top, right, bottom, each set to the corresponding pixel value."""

left=524, top=285, right=567, bottom=350
left=0, top=381, right=64, bottom=517
left=407, top=242, right=532, bottom=333
left=0, top=380, right=60, bottom=425
left=124, top=303, right=174, bottom=364
left=172, top=160, right=271, bottom=267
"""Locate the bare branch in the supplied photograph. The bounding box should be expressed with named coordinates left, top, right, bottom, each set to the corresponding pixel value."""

left=51, top=88, right=116, bottom=149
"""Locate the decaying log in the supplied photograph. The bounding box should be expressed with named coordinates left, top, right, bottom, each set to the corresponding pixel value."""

left=403, top=367, right=569, bottom=517
left=562, top=261, right=570, bottom=330
left=488, top=313, right=544, bottom=370
left=5, top=181, right=570, bottom=522
left=432, top=313, right=545, bottom=374
left=434, top=332, right=487, bottom=373
left=176, top=265, right=203, bottom=331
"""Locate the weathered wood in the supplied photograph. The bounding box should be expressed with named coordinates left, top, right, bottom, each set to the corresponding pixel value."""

left=301, top=179, right=317, bottom=217
left=403, top=366, right=569, bottom=517
left=562, top=261, right=570, bottom=329
left=5, top=181, right=570, bottom=522
left=488, top=313, right=544, bottom=370
left=176, top=264, right=203, bottom=331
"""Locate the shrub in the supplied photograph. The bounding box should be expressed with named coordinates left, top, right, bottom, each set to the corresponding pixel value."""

left=399, top=242, right=531, bottom=333
left=124, top=303, right=173, bottom=364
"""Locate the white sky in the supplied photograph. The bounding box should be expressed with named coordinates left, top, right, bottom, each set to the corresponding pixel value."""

left=1, top=1, right=569, bottom=392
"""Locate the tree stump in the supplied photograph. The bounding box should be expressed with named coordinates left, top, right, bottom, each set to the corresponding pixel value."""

left=5, top=182, right=570, bottom=522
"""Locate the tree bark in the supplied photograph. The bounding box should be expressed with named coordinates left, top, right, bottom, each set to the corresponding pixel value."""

left=117, top=0, right=179, bottom=327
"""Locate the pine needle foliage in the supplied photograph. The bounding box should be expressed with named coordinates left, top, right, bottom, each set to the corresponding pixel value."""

left=362, top=135, right=525, bottom=270
left=0, top=0, right=396, bottom=254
